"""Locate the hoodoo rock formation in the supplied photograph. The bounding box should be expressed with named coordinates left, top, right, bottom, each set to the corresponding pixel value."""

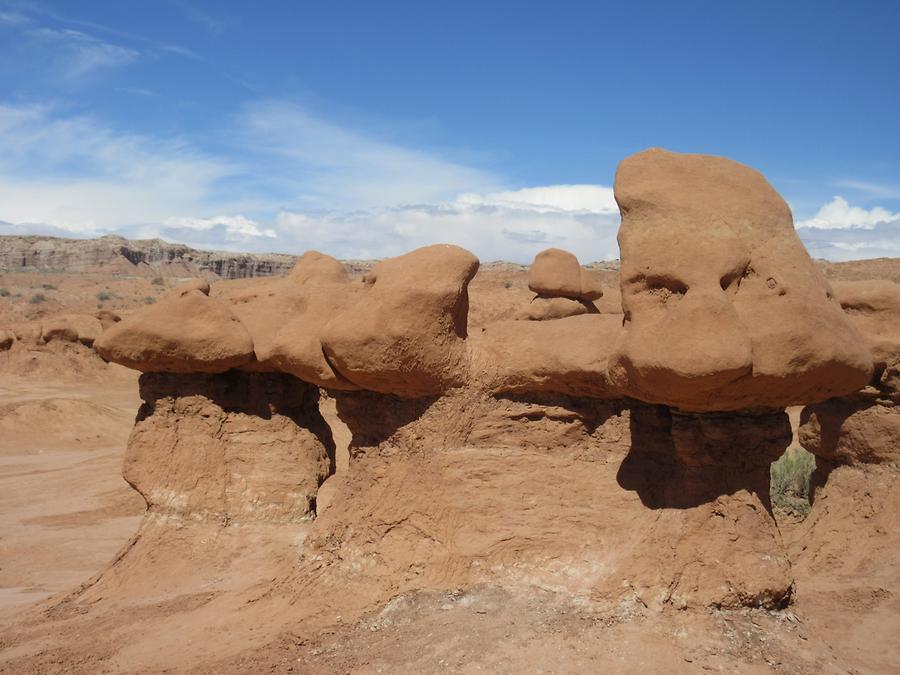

left=43, top=146, right=893, bottom=668
left=609, top=148, right=872, bottom=412
left=515, top=248, right=603, bottom=321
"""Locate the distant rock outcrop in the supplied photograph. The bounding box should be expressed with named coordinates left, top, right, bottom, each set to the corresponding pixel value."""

left=0, top=234, right=296, bottom=279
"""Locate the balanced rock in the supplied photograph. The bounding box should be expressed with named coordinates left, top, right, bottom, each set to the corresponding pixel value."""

left=609, top=148, right=872, bottom=412
left=162, top=277, right=211, bottom=299
left=528, top=248, right=604, bottom=301
left=513, top=296, right=597, bottom=321
left=321, top=244, right=479, bottom=397
left=41, top=313, right=103, bottom=346
left=94, top=290, right=254, bottom=373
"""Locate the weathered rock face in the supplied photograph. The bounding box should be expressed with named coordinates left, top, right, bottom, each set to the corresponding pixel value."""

left=832, top=280, right=900, bottom=374
left=94, top=289, right=254, bottom=373
left=799, top=279, right=900, bottom=467
left=321, top=245, right=479, bottom=397
left=528, top=248, right=604, bottom=301
left=470, top=314, right=622, bottom=397
left=264, top=252, right=361, bottom=388
left=126, top=372, right=333, bottom=523
left=513, top=296, right=597, bottom=321
left=41, top=313, right=103, bottom=346
left=306, top=393, right=792, bottom=610
left=610, top=148, right=872, bottom=412
left=0, top=234, right=296, bottom=279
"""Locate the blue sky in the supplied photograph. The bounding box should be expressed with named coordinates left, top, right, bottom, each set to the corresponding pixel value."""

left=0, top=0, right=898, bottom=261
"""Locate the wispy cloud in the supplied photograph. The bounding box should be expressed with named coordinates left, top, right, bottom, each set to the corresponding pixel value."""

left=236, top=100, right=503, bottom=210
left=833, top=179, right=900, bottom=200
left=170, top=0, right=235, bottom=36
left=27, top=27, right=138, bottom=79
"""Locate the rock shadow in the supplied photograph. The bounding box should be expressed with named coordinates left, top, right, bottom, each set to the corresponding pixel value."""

left=616, top=402, right=790, bottom=511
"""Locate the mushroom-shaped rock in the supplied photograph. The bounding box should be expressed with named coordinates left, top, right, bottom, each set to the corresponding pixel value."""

left=94, top=290, right=254, bottom=373
left=320, top=244, right=479, bottom=397
left=513, top=296, right=597, bottom=321
left=609, top=148, right=872, bottom=411
left=41, top=314, right=103, bottom=346
left=264, top=252, right=360, bottom=389
left=528, top=248, right=603, bottom=301
left=471, top=314, right=622, bottom=397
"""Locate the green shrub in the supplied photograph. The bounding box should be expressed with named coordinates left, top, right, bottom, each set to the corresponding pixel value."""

left=29, top=293, right=46, bottom=304
left=0, top=287, right=9, bottom=297
left=151, top=276, right=164, bottom=286
left=41, top=283, right=57, bottom=290
left=770, top=447, right=817, bottom=516
left=144, top=296, right=156, bottom=304
left=96, top=291, right=114, bottom=301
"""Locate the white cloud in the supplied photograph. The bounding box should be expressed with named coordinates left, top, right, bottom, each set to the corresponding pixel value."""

left=796, top=196, right=899, bottom=230
left=273, top=192, right=621, bottom=262
left=237, top=100, right=503, bottom=209
left=164, top=215, right=275, bottom=238
left=458, top=185, right=618, bottom=214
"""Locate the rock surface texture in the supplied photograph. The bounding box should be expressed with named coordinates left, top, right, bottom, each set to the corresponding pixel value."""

left=610, top=148, right=872, bottom=412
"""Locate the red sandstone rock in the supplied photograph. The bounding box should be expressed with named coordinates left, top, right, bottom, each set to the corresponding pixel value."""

left=41, top=313, right=103, bottom=346
left=320, top=244, right=479, bottom=397
left=609, top=148, right=872, bottom=412
left=94, top=290, right=254, bottom=373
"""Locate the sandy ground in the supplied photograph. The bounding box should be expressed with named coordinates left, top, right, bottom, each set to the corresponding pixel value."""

left=0, top=373, right=144, bottom=619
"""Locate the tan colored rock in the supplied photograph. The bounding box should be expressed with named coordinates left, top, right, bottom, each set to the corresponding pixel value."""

left=162, top=277, right=210, bottom=299
left=321, top=244, right=479, bottom=397
left=512, top=296, right=596, bottom=321
left=832, top=279, right=900, bottom=372
left=265, top=252, right=360, bottom=388
left=41, top=313, right=103, bottom=346
left=579, top=267, right=604, bottom=301
left=95, top=309, right=121, bottom=330
left=528, top=248, right=603, bottom=301
left=94, top=290, right=254, bottom=373
left=125, top=372, right=331, bottom=523
left=471, top=314, right=621, bottom=397
left=609, top=148, right=872, bottom=412
left=800, top=393, right=900, bottom=466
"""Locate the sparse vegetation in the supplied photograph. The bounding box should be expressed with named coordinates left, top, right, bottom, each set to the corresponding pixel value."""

left=504, top=281, right=513, bottom=289
left=144, top=296, right=156, bottom=304
left=0, top=287, right=9, bottom=297
left=96, top=291, right=114, bottom=302
left=29, top=293, right=47, bottom=304
left=151, top=276, right=164, bottom=286
left=41, top=283, right=57, bottom=290
left=770, top=447, right=817, bottom=517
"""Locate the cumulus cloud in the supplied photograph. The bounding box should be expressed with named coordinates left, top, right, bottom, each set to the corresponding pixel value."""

left=796, top=196, right=900, bottom=261
left=796, top=196, right=899, bottom=230
left=273, top=187, right=621, bottom=262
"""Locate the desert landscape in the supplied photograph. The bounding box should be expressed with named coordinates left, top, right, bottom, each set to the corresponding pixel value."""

left=0, top=149, right=897, bottom=673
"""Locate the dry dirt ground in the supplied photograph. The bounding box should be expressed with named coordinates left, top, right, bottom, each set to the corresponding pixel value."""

left=0, top=263, right=898, bottom=674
